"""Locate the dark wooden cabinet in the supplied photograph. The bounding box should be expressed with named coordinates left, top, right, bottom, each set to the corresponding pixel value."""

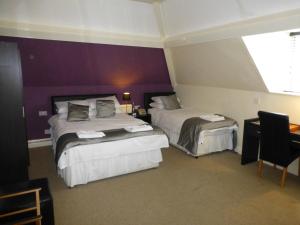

left=0, top=42, right=29, bottom=184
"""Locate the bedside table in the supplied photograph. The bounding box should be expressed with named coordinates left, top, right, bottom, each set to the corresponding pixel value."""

left=135, top=114, right=151, bottom=124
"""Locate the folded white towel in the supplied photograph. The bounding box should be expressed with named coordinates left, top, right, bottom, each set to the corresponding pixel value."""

left=77, top=131, right=106, bottom=139
left=125, top=125, right=153, bottom=133
left=200, top=114, right=225, bottom=122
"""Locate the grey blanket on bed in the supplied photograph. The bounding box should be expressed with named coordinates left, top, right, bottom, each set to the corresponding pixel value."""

left=177, top=117, right=237, bottom=155
left=55, top=127, right=165, bottom=166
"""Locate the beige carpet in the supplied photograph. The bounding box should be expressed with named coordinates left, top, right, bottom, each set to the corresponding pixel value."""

left=29, top=147, right=300, bottom=225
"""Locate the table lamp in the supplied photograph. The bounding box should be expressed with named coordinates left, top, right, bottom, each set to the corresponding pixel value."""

left=122, top=92, right=131, bottom=113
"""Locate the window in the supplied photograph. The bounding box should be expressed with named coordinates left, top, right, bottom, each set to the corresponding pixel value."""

left=243, top=29, right=300, bottom=94
left=288, top=32, right=300, bottom=93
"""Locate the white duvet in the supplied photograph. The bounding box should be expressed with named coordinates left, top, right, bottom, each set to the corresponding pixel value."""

left=149, top=108, right=237, bottom=140
left=148, top=108, right=238, bottom=156
left=49, top=113, right=169, bottom=169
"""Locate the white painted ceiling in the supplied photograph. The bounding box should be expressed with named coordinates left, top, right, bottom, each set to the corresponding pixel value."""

left=160, top=0, right=300, bottom=37
left=0, top=0, right=161, bottom=37
left=131, top=0, right=163, bottom=3
left=1, top=0, right=300, bottom=39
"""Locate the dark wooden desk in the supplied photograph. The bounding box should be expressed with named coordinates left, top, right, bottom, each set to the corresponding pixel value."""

left=241, top=118, right=300, bottom=165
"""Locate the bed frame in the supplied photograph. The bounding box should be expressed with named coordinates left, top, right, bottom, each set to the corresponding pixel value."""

left=51, top=93, right=116, bottom=114
left=144, top=92, right=175, bottom=111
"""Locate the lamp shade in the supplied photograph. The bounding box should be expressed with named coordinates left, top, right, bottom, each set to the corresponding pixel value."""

left=122, top=92, right=131, bottom=101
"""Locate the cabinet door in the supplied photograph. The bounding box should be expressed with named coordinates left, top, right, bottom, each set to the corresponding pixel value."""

left=0, top=42, right=28, bottom=184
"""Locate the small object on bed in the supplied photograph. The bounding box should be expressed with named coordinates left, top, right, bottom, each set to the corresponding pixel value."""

left=55, top=100, right=90, bottom=114
left=88, top=95, right=122, bottom=113
left=96, top=100, right=116, bottom=118
left=125, top=124, right=153, bottom=132
left=76, top=131, right=106, bottom=139
left=200, top=114, right=225, bottom=122
left=67, top=103, right=90, bottom=121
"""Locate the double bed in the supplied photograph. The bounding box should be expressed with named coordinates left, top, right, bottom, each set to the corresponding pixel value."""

left=144, top=92, right=238, bottom=157
left=49, top=94, right=169, bottom=187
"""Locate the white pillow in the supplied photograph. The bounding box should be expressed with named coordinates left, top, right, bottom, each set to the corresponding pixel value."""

left=55, top=100, right=91, bottom=114
left=149, top=102, right=164, bottom=109
left=55, top=102, right=68, bottom=114
left=87, top=96, right=122, bottom=113
left=151, top=95, right=181, bottom=104
left=151, top=96, right=163, bottom=104
left=58, top=113, right=68, bottom=119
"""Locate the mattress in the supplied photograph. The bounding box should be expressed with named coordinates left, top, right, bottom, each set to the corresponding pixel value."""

left=148, top=108, right=238, bottom=156
left=49, top=113, right=169, bottom=187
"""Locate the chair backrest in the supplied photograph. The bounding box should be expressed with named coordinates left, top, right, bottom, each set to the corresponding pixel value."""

left=258, top=111, right=291, bottom=166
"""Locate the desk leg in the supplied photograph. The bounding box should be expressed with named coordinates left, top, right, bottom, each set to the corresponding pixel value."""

left=241, top=135, right=259, bottom=164
left=241, top=122, right=259, bottom=165
left=298, top=157, right=300, bottom=176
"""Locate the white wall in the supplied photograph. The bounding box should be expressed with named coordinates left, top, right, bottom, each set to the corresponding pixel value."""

left=161, top=0, right=300, bottom=37
left=175, top=84, right=300, bottom=175
left=171, top=38, right=267, bottom=92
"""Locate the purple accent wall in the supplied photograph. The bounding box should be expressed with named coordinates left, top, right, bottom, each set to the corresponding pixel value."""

left=0, top=36, right=173, bottom=140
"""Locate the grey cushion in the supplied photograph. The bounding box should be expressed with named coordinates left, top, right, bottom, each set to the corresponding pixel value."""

left=160, top=95, right=181, bottom=110
left=67, top=103, right=90, bottom=121
left=96, top=100, right=116, bottom=118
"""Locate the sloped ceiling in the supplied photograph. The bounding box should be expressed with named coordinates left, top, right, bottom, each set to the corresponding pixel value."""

left=171, top=38, right=268, bottom=92
left=160, top=0, right=300, bottom=37
left=0, top=0, right=160, bottom=37
left=131, top=0, right=163, bottom=3
left=1, top=0, right=300, bottom=40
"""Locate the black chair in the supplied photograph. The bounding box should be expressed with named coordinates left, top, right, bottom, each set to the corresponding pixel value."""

left=257, top=111, right=300, bottom=187
left=0, top=178, right=55, bottom=225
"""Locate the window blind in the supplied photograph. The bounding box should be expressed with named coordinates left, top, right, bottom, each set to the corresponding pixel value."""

left=286, top=33, right=300, bottom=92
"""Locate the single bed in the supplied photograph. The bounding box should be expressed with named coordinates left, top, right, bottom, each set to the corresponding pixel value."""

left=49, top=94, right=169, bottom=187
left=144, top=92, right=238, bottom=157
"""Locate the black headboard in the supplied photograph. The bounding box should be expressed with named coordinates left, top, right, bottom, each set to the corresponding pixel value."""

left=51, top=93, right=116, bottom=114
left=144, top=92, right=175, bottom=111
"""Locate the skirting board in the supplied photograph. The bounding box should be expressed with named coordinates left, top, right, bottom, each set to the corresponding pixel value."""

left=28, top=138, right=52, bottom=149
